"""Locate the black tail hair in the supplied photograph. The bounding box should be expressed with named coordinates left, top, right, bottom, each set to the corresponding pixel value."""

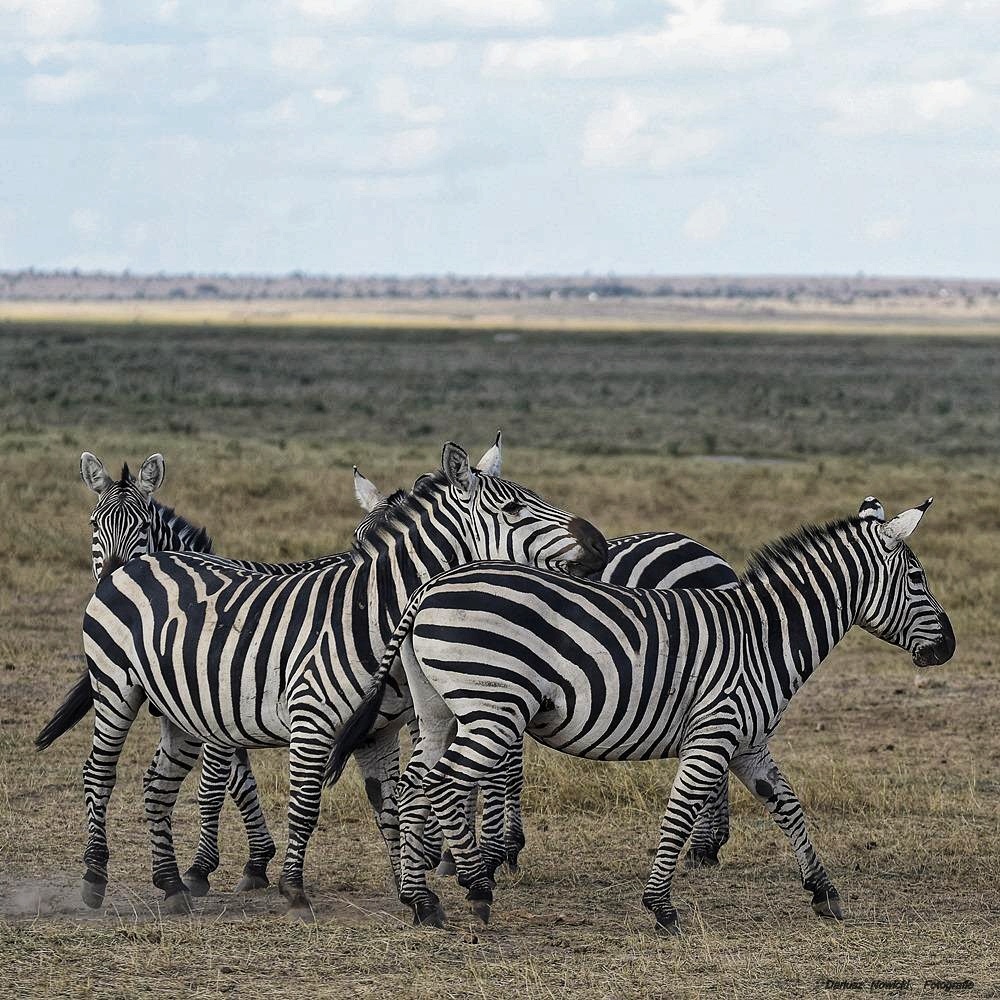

left=323, top=586, right=428, bottom=786
left=36, top=669, right=94, bottom=751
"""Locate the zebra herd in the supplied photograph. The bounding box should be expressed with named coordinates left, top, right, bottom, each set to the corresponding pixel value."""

left=37, top=436, right=955, bottom=935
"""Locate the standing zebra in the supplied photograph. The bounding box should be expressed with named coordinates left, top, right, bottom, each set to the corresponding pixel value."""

left=327, top=497, right=955, bottom=933
left=77, top=450, right=393, bottom=895
left=39, top=442, right=607, bottom=917
left=431, top=527, right=741, bottom=878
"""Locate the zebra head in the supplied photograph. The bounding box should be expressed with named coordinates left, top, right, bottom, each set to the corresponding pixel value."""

left=81, top=452, right=166, bottom=583
left=441, top=434, right=608, bottom=576
left=855, top=496, right=955, bottom=668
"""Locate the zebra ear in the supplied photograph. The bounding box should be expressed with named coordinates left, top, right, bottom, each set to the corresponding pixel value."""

left=442, top=442, right=477, bottom=496
left=353, top=466, right=385, bottom=513
left=858, top=496, right=885, bottom=522
left=80, top=452, right=112, bottom=495
left=880, top=497, right=932, bottom=549
left=136, top=454, right=165, bottom=496
left=476, top=430, right=503, bottom=477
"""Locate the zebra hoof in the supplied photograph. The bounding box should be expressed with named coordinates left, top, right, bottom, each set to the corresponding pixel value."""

left=412, top=894, right=446, bottom=929
left=505, top=853, right=520, bottom=875
left=811, top=889, right=843, bottom=921
left=684, top=849, right=720, bottom=869
left=80, top=873, right=107, bottom=910
left=233, top=872, right=270, bottom=893
left=653, top=910, right=681, bottom=936
left=182, top=870, right=212, bottom=897
left=466, top=888, right=493, bottom=926
left=163, top=888, right=193, bottom=915
left=436, top=852, right=457, bottom=878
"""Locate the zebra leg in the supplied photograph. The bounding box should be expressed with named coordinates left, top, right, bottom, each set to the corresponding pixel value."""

left=479, top=772, right=507, bottom=882
left=424, top=720, right=523, bottom=926
left=503, top=736, right=527, bottom=873
left=80, top=683, right=146, bottom=909
left=227, top=747, right=277, bottom=892
left=278, top=730, right=334, bottom=921
left=423, top=812, right=445, bottom=872
left=351, top=726, right=403, bottom=892
left=435, top=785, right=477, bottom=878
left=684, top=772, right=731, bottom=868
left=730, top=745, right=843, bottom=921
left=642, top=748, right=732, bottom=935
left=143, top=720, right=200, bottom=912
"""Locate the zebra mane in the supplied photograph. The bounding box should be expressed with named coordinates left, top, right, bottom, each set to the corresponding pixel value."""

left=151, top=499, right=214, bottom=554
left=742, top=516, right=862, bottom=583
left=351, top=471, right=449, bottom=558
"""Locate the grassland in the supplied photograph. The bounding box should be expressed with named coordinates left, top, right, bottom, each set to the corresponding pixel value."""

left=0, top=318, right=998, bottom=999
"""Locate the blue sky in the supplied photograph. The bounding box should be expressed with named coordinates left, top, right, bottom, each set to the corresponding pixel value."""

left=1, top=1, right=997, bottom=276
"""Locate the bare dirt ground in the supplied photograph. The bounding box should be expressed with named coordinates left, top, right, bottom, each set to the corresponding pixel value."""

left=1, top=319, right=998, bottom=998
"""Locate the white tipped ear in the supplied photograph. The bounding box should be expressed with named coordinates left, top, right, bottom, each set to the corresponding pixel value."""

left=80, top=452, right=112, bottom=495
left=353, top=466, right=385, bottom=513
left=880, top=497, right=932, bottom=549
left=442, top=442, right=477, bottom=495
left=858, top=496, right=885, bottom=522
left=476, top=429, right=503, bottom=478
left=136, top=453, right=166, bottom=496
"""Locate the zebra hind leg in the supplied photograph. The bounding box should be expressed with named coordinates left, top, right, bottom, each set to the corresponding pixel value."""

left=424, top=720, right=524, bottom=926
left=730, top=745, right=843, bottom=921
left=351, top=727, right=403, bottom=893
left=684, top=771, right=731, bottom=868
left=81, top=684, right=146, bottom=909
left=144, top=721, right=202, bottom=912
left=642, top=746, right=733, bottom=935
left=503, top=736, right=526, bottom=873
left=228, top=748, right=276, bottom=892
left=435, top=785, right=477, bottom=879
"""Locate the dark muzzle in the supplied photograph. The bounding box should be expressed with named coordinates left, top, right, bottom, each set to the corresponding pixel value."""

left=99, top=554, right=126, bottom=582
left=913, top=613, right=956, bottom=667
left=567, top=517, right=609, bottom=577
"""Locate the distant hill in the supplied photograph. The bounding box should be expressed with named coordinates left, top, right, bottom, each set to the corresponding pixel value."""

left=2, top=270, right=998, bottom=304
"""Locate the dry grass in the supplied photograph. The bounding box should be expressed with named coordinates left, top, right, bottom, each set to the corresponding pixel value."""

left=1, top=432, right=998, bottom=999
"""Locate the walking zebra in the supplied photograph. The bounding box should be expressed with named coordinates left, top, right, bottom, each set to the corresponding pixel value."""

left=40, top=441, right=607, bottom=917
left=327, top=497, right=955, bottom=933
left=430, top=527, right=741, bottom=878
left=76, top=450, right=395, bottom=895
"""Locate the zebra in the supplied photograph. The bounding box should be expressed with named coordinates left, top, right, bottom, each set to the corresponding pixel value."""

left=326, top=497, right=955, bottom=933
left=430, top=528, right=741, bottom=878
left=38, top=441, right=608, bottom=918
left=77, top=450, right=395, bottom=895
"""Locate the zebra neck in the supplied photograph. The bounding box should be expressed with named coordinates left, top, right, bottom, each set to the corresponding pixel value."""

left=740, top=531, right=864, bottom=709
left=150, top=499, right=213, bottom=555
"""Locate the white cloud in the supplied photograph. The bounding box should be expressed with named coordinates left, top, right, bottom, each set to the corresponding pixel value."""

left=241, top=96, right=301, bottom=128
left=683, top=199, right=730, bottom=241
left=288, top=0, right=371, bottom=22
left=395, top=0, right=551, bottom=30
left=270, top=36, right=326, bottom=73
left=0, top=0, right=100, bottom=39
left=582, top=93, right=722, bottom=169
left=382, top=127, right=443, bottom=171
left=312, top=86, right=349, bottom=105
left=406, top=41, right=458, bottom=69
left=484, top=2, right=790, bottom=78
left=24, top=68, right=98, bottom=102
left=825, top=77, right=983, bottom=135
left=171, top=79, right=219, bottom=105
left=374, top=76, right=445, bottom=124
left=863, top=0, right=947, bottom=14
left=864, top=216, right=905, bottom=241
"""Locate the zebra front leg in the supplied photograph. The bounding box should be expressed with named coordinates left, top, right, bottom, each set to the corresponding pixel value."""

left=351, top=726, right=403, bottom=892
left=278, top=730, right=334, bottom=921
left=144, top=720, right=202, bottom=912
left=684, top=772, right=731, bottom=868
left=643, top=746, right=732, bottom=935
left=81, top=684, right=146, bottom=909
left=730, top=745, right=843, bottom=921
left=503, top=736, right=527, bottom=873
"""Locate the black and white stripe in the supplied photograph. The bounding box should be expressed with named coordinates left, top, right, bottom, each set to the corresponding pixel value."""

left=328, top=497, right=955, bottom=933
left=76, top=451, right=394, bottom=896
left=42, top=441, right=607, bottom=916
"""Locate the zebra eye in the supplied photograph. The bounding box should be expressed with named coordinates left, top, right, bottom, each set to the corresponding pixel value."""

left=503, top=501, right=525, bottom=516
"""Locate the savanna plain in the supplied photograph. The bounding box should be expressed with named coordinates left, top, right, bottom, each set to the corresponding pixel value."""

left=1, top=318, right=998, bottom=998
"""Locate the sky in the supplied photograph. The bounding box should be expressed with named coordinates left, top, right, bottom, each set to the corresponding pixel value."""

left=1, top=0, right=997, bottom=277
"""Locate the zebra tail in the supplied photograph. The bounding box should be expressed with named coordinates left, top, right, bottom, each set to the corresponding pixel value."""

left=35, top=669, right=93, bottom=751
left=323, top=588, right=426, bottom=787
